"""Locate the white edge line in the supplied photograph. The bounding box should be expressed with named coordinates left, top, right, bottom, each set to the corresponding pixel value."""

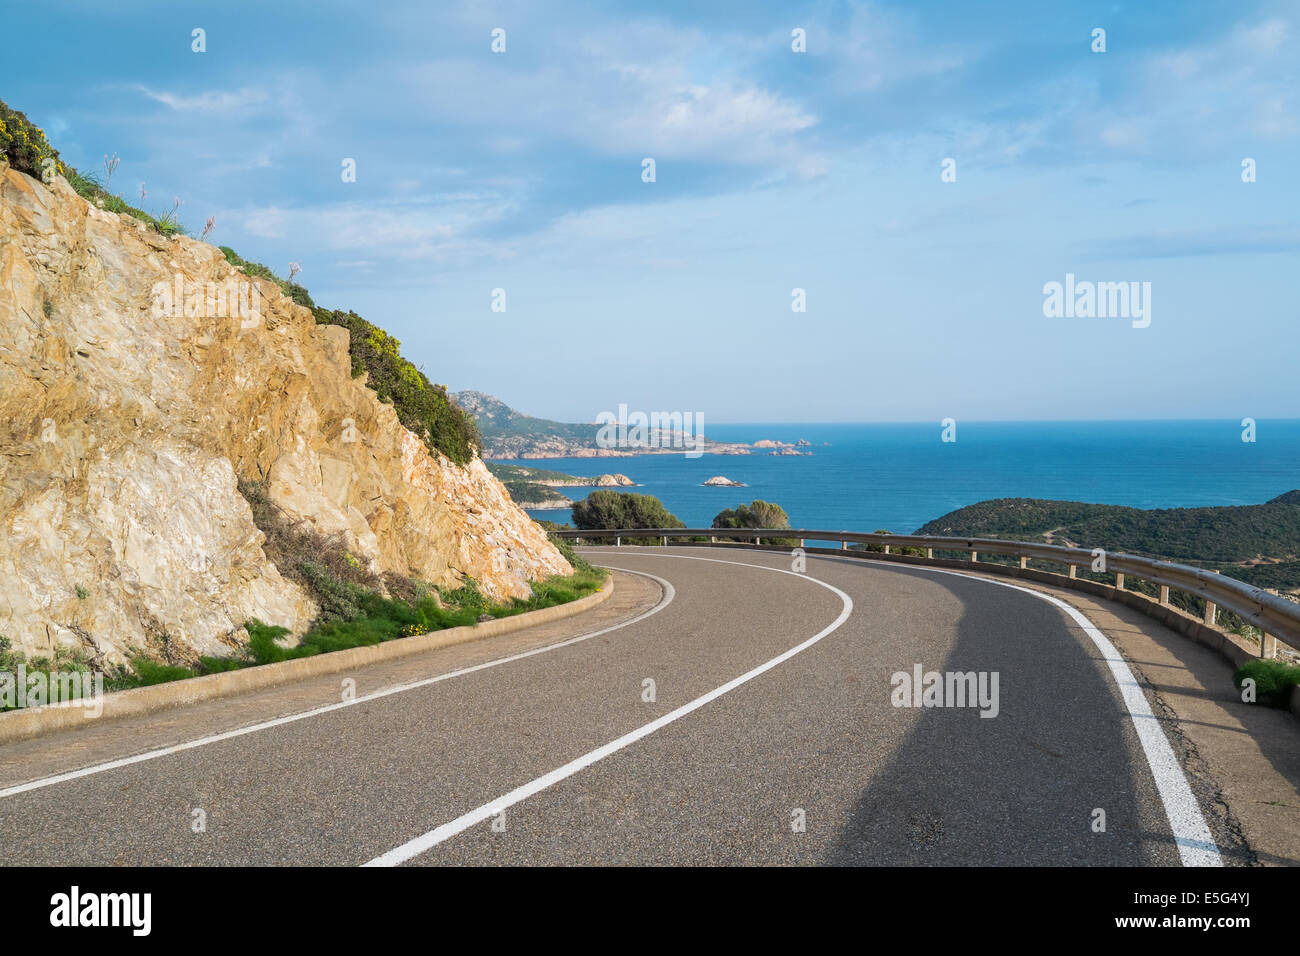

left=697, top=546, right=1224, bottom=867
left=364, top=555, right=853, bottom=866
left=0, top=569, right=676, bottom=801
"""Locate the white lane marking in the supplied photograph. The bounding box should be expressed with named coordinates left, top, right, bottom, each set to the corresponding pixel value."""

left=912, top=565, right=1223, bottom=867
left=653, top=546, right=1222, bottom=867
left=0, top=569, right=675, bottom=801
left=364, top=555, right=853, bottom=866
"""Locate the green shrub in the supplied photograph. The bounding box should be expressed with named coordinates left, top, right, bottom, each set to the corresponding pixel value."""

left=1234, top=659, right=1300, bottom=706
left=2, top=97, right=186, bottom=236
left=571, top=491, right=684, bottom=544
left=218, top=247, right=315, bottom=307
left=128, top=656, right=196, bottom=687
left=712, top=500, right=797, bottom=546
left=310, top=308, right=481, bottom=465
left=0, top=100, right=62, bottom=179
left=850, top=529, right=926, bottom=556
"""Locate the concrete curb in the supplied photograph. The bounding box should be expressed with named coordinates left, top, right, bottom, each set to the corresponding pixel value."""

left=0, top=577, right=613, bottom=745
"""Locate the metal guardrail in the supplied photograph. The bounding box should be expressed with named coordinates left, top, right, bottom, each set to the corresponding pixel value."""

left=552, top=527, right=1299, bottom=658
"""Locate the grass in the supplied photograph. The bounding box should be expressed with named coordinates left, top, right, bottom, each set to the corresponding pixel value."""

left=219, top=246, right=314, bottom=308
left=0, top=487, right=604, bottom=710
left=64, top=166, right=186, bottom=236
left=75, top=492, right=608, bottom=698
left=1233, top=659, right=1300, bottom=707
left=1, top=94, right=585, bottom=707
left=310, top=307, right=481, bottom=466
left=92, top=566, right=605, bottom=694
left=0, top=634, right=106, bottom=711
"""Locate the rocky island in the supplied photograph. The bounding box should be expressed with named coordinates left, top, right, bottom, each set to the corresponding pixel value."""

left=486, top=464, right=638, bottom=508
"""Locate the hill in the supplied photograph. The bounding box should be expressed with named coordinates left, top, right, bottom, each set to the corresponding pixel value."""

left=454, top=390, right=759, bottom=459
left=915, top=493, right=1300, bottom=592
left=0, top=97, right=570, bottom=665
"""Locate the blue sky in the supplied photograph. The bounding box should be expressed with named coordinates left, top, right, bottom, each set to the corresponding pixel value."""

left=5, top=0, right=1298, bottom=422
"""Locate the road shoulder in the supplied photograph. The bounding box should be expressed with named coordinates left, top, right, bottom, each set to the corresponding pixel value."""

left=952, top=569, right=1300, bottom=866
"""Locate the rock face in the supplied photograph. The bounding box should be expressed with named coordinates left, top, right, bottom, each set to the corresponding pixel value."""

left=702, top=476, right=746, bottom=487
left=589, top=473, right=636, bottom=487
left=0, top=169, right=570, bottom=665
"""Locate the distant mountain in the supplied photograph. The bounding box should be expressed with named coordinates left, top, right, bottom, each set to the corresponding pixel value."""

left=915, top=493, right=1300, bottom=592
left=452, top=391, right=758, bottom=459
left=454, top=391, right=604, bottom=459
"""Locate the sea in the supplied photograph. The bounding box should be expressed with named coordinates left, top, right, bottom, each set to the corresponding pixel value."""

left=514, top=420, right=1300, bottom=534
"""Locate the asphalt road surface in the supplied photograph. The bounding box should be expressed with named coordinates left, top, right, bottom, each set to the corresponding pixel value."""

left=0, top=547, right=1228, bottom=866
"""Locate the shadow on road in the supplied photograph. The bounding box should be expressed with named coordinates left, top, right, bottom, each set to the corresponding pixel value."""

left=820, top=567, right=1179, bottom=866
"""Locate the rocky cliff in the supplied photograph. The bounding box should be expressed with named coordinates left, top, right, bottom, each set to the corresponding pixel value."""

left=0, top=166, right=570, bottom=665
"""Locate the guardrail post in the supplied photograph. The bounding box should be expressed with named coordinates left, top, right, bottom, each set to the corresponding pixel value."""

left=1159, top=585, right=1170, bottom=606
left=662, top=535, right=667, bottom=546
left=1260, top=632, right=1276, bottom=659
left=841, top=540, right=848, bottom=551
left=1068, top=564, right=1077, bottom=579
left=710, top=535, right=716, bottom=543
left=1203, top=601, right=1216, bottom=626
left=1114, top=572, right=1124, bottom=590
left=1018, top=555, right=1028, bottom=570
left=799, top=538, right=805, bottom=547
left=884, top=544, right=891, bottom=554
left=926, top=548, right=933, bottom=559
left=970, top=550, right=978, bottom=563
left=616, top=536, right=621, bottom=547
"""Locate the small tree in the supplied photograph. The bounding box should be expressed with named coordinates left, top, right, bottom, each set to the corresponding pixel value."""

left=571, top=491, right=684, bottom=545
left=712, top=500, right=797, bottom=547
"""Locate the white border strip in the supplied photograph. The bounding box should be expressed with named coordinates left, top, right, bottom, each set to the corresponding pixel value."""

left=665, top=547, right=1223, bottom=867
left=0, top=570, right=675, bottom=801
left=926, top=567, right=1223, bottom=866
left=364, top=556, right=853, bottom=866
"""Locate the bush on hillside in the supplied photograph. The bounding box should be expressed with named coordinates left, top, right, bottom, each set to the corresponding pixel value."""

left=310, top=308, right=481, bottom=466
left=219, top=246, right=315, bottom=307
left=0, top=100, right=62, bottom=180
left=1, top=96, right=183, bottom=235
left=571, top=491, right=684, bottom=544
left=1233, top=658, right=1300, bottom=707
left=712, top=500, right=797, bottom=546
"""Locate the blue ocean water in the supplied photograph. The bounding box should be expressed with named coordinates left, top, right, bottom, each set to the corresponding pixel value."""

left=515, top=420, right=1300, bottom=533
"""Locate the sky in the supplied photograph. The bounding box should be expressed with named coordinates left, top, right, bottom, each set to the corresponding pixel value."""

left=4, top=0, right=1298, bottom=423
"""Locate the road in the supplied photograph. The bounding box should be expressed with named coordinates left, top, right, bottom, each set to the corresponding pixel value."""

left=0, top=546, right=1233, bottom=865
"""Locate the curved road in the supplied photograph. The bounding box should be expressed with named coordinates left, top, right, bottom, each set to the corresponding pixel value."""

left=0, top=547, right=1227, bottom=865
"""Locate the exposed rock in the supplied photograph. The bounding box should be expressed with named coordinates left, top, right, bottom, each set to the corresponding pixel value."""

left=702, top=476, right=746, bottom=487
left=518, top=497, right=574, bottom=510
left=0, top=168, right=570, bottom=664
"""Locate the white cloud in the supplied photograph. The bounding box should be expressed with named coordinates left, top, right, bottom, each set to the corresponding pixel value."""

left=134, top=85, right=270, bottom=113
